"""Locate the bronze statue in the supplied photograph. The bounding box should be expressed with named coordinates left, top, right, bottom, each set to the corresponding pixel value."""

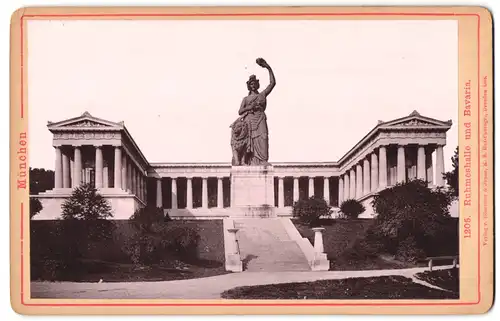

left=230, top=58, right=276, bottom=166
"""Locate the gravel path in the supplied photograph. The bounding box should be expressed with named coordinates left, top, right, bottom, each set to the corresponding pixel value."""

left=31, top=265, right=455, bottom=299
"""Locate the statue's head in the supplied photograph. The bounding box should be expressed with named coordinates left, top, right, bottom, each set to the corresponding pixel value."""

left=246, top=75, right=260, bottom=92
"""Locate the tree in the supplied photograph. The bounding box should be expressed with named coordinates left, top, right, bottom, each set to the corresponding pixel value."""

left=61, top=183, right=113, bottom=220
left=30, top=168, right=54, bottom=195
left=61, top=183, right=114, bottom=261
left=443, top=146, right=458, bottom=197
left=124, top=206, right=199, bottom=265
left=292, top=196, right=332, bottom=227
left=371, top=179, right=453, bottom=261
left=30, top=198, right=43, bottom=219
left=129, top=205, right=168, bottom=233
left=339, top=199, right=366, bottom=219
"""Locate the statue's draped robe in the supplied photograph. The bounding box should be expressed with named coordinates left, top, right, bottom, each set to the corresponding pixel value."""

left=231, top=92, right=269, bottom=165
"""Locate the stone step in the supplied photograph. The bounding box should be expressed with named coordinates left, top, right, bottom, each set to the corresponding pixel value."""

left=234, top=218, right=291, bottom=241
left=234, top=218, right=310, bottom=272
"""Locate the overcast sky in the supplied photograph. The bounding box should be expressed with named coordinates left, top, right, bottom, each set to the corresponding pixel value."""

left=27, top=19, right=458, bottom=172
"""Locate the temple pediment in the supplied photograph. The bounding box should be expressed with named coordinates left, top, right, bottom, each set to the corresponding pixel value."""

left=48, top=111, right=124, bottom=131
left=379, top=110, right=452, bottom=129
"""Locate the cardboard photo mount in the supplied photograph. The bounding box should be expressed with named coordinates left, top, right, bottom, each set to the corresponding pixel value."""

left=9, top=6, right=494, bottom=315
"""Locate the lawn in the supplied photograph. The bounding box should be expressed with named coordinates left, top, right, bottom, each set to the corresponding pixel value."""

left=221, top=275, right=459, bottom=299
left=30, top=219, right=227, bottom=282
left=36, top=258, right=230, bottom=283
left=293, top=219, right=418, bottom=270
left=415, top=268, right=459, bottom=293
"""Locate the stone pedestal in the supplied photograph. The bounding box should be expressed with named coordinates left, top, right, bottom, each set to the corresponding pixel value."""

left=225, top=228, right=243, bottom=272
left=230, top=165, right=275, bottom=218
left=311, top=227, right=330, bottom=271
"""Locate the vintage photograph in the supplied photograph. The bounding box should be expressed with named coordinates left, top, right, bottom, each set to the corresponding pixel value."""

left=26, top=17, right=462, bottom=301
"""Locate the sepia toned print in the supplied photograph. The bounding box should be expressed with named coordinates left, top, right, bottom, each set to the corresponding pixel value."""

left=10, top=6, right=493, bottom=315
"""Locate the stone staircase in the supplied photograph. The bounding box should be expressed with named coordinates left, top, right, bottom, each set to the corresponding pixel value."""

left=233, top=218, right=311, bottom=272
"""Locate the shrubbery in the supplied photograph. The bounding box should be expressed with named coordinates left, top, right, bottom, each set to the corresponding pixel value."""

left=370, top=179, right=454, bottom=262
left=61, top=183, right=112, bottom=220
left=30, top=197, right=43, bottom=219
left=123, top=206, right=200, bottom=266
left=31, top=185, right=116, bottom=280
left=336, top=180, right=456, bottom=265
left=292, top=196, right=332, bottom=227
left=339, top=199, right=365, bottom=219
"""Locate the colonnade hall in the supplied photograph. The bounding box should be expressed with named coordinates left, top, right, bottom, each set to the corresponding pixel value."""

left=33, top=110, right=452, bottom=220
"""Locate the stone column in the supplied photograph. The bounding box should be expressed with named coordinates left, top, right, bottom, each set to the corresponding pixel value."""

left=121, top=154, right=127, bottom=191
left=435, top=145, right=445, bottom=186
left=141, top=175, right=144, bottom=200
left=127, top=161, right=133, bottom=192
left=426, top=148, right=434, bottom=186
left=323, top=177, right=330, bottom=205
left=54, top=147, right=63, bottom=188
left=156, top=178, right=162, bottom=208
left=338, top=176, right=344, bottom=204
left=379, top=146, right=387, bottom=189
left=95, top=146, right=103, bottom=188
left=103, top=159, right=109, bottom=188
left=130, top=166, right=136, bottom=194
left=136, top=170, right=140, bottom=198
left=356, top=164, right=363, bottom=199
left=363, top=159, right=370, bottom=195
left=217, top=177, right=224, bottom=208
left=140, top=175, right=144, bottom=201
left=417, top=145, right=426, bottom=180
left=343, top=174, right=349, bottom=199
left=137, top=174, right=141, bottom=198
left=186, top=177, right=192, bottom=209
left=278, top=177, right=284, bottom=208
left=293, top=177, right=299, bottom=202
left=370, top=152, right=378, bottom=192
left=73, top=146, right=82, bottom=188
left=349, top=169, right=356, bottom=199
left=171, top=178, right=178, bottom=209
left=114, top=146, right=122, bottom=189
left=397, top=145, right=406, bottom=183
left=70, top=155, right=74, bottom=186
left=202, top=177, right=208, bottom=208
left=62, top=149, right=70, bottom=188
left=308, top=177, right=314, bottom=197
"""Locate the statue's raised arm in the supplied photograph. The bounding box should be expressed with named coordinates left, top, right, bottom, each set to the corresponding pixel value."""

left=256, top=58, right=276, bottom=97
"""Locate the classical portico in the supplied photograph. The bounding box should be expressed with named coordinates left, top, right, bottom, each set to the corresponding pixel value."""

left=36, top=112, right=149, bottom=219
left=33, top=110, right=452, bottom=220
left=335, top=111, right=451, bottom=217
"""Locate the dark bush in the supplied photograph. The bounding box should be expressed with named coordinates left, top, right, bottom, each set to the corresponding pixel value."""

left=166, top=224, right=201, bottom=260
left=123, top=206, right=200, bottom=265
left=292, top=196, right=332, bottom=227
left=30, top=197, right=43, bottom=219
left=339, top=199, right=366, bottom=219
left=61, top=183, right=112, bottom=220
left=395, top=237, right=426, bottom=264
left=31, top=184, right=116, bottom=280
left=129, top=205, right=166, bottom=232
left=341, top=227, right=384, bottom=260
left=30, top=220, right=82, bottom=281
left=371, top=179, right=453, bottom=261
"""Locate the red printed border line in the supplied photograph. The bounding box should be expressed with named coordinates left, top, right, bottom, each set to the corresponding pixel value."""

left=18, top=11, right=482, bottom=307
